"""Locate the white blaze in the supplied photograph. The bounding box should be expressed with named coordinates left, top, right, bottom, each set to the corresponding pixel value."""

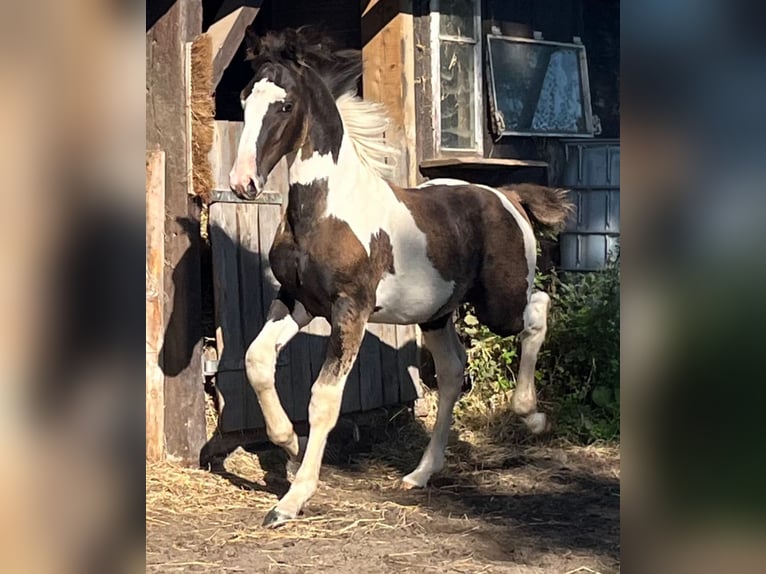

left=229, top=79, right=287, bottom=191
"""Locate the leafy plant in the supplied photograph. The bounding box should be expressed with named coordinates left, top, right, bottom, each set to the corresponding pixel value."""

left=454, top=253, right=620, bottom=443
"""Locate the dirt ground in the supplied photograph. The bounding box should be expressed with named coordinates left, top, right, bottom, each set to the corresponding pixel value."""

left=147, top=403, right=620, bottom=573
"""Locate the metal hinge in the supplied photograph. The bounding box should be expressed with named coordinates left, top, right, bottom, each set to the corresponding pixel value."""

left=209, top=189, right=283, bottom=205
left=203, top=359, right=219, bottom=376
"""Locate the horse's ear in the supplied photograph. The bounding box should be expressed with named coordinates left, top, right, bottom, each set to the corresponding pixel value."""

left=244, top=25, right=260, bottom=61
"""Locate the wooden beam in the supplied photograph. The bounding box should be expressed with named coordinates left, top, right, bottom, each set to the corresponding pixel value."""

left=146, top=150, right=166, bottom=462
left=146, top=0, right=207, bottom=466
left=207, top=5, right=261, bottom=89
left=420, top=157, right=549, bottom=169
left=362, top=0, right=418, bottom=187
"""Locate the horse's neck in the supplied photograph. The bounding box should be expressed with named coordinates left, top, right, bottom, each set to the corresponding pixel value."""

left=287, top=133, right=393, bottom=228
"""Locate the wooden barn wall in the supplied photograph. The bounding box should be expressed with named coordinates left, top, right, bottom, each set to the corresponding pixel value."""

left=146, top=0, right=207, bottom=465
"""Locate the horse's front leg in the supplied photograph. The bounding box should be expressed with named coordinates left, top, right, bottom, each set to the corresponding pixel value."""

left=246, top=293, right=312, bottom=460
left=263, top=296, right=369, bottom=528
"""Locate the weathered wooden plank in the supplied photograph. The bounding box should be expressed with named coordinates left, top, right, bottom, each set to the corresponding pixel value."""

left=257, top=203, right=296, bottom=419
left=295, top=318, right=329, bottom=421
left=147, top=0, right=206, bottom=465
left=342, top=354, right=362, bottom=414
left=359, top=326, right=384, bottom=411
left=235, top=205, right=263, bottom=343
left=236, top=203, right=265, bottom=429
left=207, top=5, right=261, bottom=88
left=209, top=120, right=240, bottom=191
left=396, top=324, right=420, bottom=404
left=377, top=323, right=401, bottom=405
left=210, top=203, right=246, bottom=431
left=420, top=157, right=549, bottom=169
left=362, top=0, right=417, bottom=186
left=400, top=7, right=418, bottom=187
left=146, top=150, right=166, bottom=461
left=413, top=7, right=434, bottom=176
left=289, top=334, right=314, bottom=422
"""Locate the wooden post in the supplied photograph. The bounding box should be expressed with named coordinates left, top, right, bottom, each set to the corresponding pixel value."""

left=363, top=0, right=424, bottom=408
left=207, top=4, right=261, bottom=89
left=146, top=150, right=166, bottom=461
left=146, top=0, right=207, bottom=466
left=362, top=0, right=418, bottom=187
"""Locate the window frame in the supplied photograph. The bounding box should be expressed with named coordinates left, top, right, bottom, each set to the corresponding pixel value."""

left=485, top=34, right=596, bottom=138
left=429, top=0, right=484, bottom=155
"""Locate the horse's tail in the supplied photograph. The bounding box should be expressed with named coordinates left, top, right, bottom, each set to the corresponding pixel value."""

left=500, top=183, right=574, bottom=234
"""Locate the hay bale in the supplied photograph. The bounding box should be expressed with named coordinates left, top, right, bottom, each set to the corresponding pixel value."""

left=190, top=33, right=214, bottom=202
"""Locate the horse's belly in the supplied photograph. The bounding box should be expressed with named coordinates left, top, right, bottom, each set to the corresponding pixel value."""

left=370, top=268, right=454, bottom=324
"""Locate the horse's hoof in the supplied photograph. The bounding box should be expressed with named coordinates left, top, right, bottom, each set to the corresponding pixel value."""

left=524, top=413, right=549, bottom=435
left=262, top=507, right=293, bottom=529
left=400, top=474, right=427, bottom=490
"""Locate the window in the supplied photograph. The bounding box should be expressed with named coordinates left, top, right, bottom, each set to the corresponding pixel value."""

left=430, top=0, right=482, bottom=152
left=486, top=35, right=595, bottom=137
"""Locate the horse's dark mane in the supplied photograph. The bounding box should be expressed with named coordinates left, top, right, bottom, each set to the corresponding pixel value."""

left=245, top=26, right=361, bottom=98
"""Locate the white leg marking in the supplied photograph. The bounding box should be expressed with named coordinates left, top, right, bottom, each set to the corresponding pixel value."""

left=512, top=291, right=551, bottom=434
left=403, top=319, right=466, bottom=488
left=267, top=307, right=367, bottom=524
left=271, top=372, right=350, bottom=519
left=245, top=300, right=311, bottom=455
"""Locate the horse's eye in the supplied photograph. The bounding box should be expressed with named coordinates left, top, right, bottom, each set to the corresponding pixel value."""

left=280, top=102, right=294, bottom=113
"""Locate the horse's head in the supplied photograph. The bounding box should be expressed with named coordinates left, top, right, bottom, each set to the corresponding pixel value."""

left=229, top=27, right=361, bottom=199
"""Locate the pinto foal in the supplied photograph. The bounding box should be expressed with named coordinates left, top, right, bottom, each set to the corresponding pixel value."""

left=228, top=29, right=572, bottom=528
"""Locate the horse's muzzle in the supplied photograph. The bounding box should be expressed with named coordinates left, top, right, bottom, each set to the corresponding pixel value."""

left=230, top=174, right=266, bottom=200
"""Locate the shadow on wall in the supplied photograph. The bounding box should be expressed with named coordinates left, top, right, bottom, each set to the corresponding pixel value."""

left=158, top=217, right=205, bottom=379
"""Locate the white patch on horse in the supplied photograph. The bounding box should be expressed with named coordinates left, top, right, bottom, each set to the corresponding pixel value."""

left=420, top=178, right=537, bottom=298
left=230, top=79, right=287, bottom=190
left=288, top=150, right=336, bottom=185
left=372, top=183, right=456, bottom=324
left=322, top=137, right=454, bottom=323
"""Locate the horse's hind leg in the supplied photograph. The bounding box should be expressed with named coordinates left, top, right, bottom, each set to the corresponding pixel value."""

left=246, top=294, right=312, bottom=461
left=512, top=291, right=551, bottom=434
left=402, top=316, right=466, bottom=488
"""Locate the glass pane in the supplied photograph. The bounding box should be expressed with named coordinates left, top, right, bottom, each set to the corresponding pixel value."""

left=439, top=0, right=476, bottom=39
left=487, top=37, right=591, bottom=136
left=440, top=41, right=476, bottom=149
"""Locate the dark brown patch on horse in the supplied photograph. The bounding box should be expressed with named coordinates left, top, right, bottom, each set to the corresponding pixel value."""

left=271, top=180, right=390, bottom=322
left=369, top=231, right=395, bottom=276
left=325, top=297, right=369, bottom=377
left=388, top=182, right=530, bottom=331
